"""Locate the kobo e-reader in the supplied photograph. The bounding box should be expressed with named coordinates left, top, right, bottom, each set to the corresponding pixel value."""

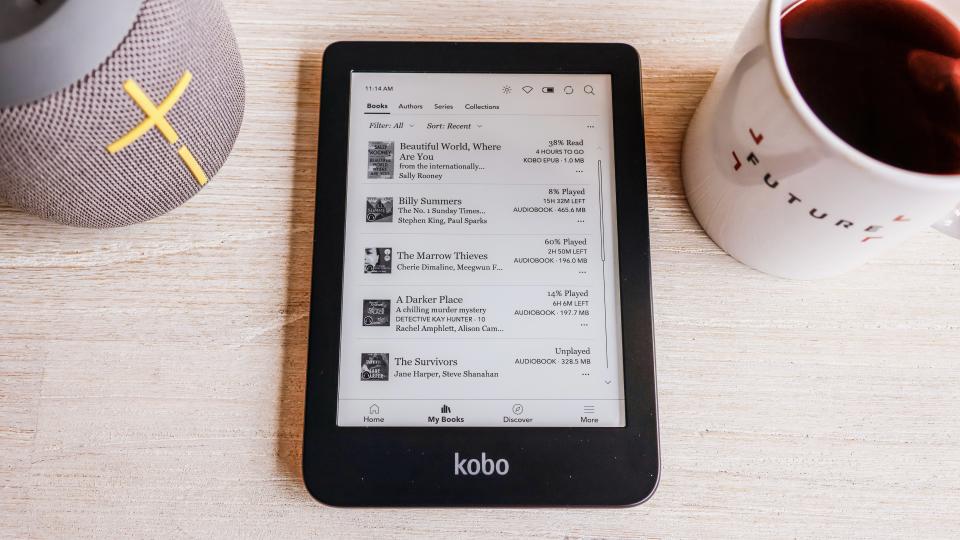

left=303, top=42, right=658, bottom=507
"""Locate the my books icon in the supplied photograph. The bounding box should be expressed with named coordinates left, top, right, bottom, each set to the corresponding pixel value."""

left=441, top=404, right=452, bottom=414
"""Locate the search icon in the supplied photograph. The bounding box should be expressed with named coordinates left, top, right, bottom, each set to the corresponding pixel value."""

left=583, top=85, right=595, bottom=95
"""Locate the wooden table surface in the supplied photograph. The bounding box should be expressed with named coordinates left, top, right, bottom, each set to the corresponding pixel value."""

left=3, top=0, right=960, bottom=537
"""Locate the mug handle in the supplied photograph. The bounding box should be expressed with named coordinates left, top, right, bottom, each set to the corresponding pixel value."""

left=933, top=204, right=960, bottom=239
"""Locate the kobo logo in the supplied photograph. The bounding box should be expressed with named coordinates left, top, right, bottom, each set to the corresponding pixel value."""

left=453, top=452, right=510, bottom=476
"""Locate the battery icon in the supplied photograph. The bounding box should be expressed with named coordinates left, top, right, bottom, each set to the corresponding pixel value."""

left=542, top=86, right=555, bottom=94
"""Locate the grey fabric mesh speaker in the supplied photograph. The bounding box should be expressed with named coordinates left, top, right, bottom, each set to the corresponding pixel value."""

left=0, top=0, right=245, bottom=228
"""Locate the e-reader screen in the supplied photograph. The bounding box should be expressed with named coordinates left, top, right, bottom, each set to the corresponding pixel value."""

left=337, top=72, right=624, bottom=427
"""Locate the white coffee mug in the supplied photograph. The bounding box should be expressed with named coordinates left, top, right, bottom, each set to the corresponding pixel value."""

left=682, top=0, right=960, bottom=279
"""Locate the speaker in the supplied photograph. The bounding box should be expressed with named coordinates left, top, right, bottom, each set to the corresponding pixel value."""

left=0, top=0, right=245, bottom=228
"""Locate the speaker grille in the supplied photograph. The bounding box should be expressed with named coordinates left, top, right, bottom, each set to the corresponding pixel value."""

left=0, top=0, right=245, bottom=228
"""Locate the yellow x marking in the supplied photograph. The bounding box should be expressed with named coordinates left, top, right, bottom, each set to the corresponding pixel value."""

left=107, top=71, right=208, bottom=186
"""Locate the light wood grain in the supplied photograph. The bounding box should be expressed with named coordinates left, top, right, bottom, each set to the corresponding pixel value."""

left=2, top=1, right=960, bottom=538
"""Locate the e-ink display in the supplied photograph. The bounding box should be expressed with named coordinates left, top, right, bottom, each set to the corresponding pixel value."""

left=338, top=73, right=624, bottom=427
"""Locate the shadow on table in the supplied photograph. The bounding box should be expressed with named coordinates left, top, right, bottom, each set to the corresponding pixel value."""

left=276, top=50, right=323, bottom=490
left=640, top=67, right=717, bottom=196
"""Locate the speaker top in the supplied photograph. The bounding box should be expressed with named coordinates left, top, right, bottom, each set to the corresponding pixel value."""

left=0, top=0, right=144, bottom=109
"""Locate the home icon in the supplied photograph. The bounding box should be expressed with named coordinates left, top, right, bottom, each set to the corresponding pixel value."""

left=369, top=404, right=380, bottom=415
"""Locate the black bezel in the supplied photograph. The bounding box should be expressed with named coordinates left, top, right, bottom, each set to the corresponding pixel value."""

left=303, top=41, right=658, bottom=507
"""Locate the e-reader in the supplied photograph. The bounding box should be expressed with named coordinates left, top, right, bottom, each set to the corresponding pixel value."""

left=303, top=42, right=658, bottom=507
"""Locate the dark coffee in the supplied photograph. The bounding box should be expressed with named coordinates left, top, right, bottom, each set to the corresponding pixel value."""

left=782, top=0, right=960, bottom=174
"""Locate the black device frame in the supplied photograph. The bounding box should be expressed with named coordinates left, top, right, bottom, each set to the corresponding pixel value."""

left=303, top=41, right=658, bottom=507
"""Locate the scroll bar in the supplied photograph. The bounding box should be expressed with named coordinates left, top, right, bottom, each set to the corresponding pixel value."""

left=599, top=159, right=610, bottom=370
left=598, top=159, right=605, bottom=262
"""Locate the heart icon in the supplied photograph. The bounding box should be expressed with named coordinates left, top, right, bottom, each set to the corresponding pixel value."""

left=522, top=86, right=533, bottom=94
